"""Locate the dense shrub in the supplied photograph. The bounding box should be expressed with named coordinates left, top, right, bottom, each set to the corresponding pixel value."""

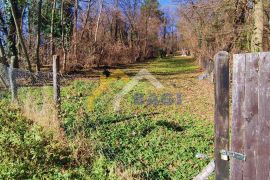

left=0, top=100, right=91, bottom=179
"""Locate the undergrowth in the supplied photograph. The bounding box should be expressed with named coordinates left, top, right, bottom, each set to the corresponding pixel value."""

left=0, top=57, right=214, bottom=179
left=0, top=100, right=92, bottom=179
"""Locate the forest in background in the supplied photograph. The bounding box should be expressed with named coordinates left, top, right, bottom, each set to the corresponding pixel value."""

left=0, top=0, right=269, bottom=72
left=0, top=0, right=179, bottom=73
left=179, top=0, right=270, bottom=67
left=1, top=0, right=270, bottom=178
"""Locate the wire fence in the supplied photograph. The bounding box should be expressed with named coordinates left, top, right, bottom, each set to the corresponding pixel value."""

left=1, top=65, right=53, bottom=86
left=0, top=56, right=63, bottom=103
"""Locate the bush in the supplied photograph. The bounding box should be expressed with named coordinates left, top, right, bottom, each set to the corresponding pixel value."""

left=158, top=49, right=167, bottom=58
left=0, top=100, right=91, bottom=179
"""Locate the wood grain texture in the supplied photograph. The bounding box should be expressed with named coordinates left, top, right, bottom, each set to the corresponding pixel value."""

left=231, top=54, right=246, bottom=180
left=231, top=52, right=270, bottom=180
left=243, top=53, right=259, bottom=180
left=257, top=52, right=270, bottom=179
left=214, top=51, right=230, bottom=180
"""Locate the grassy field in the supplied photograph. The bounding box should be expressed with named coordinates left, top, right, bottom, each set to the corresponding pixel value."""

left=0, top=56, right=215, bottom=179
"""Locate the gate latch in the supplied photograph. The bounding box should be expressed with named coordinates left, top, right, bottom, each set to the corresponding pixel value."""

left=220, top=150, right=246, bottom=161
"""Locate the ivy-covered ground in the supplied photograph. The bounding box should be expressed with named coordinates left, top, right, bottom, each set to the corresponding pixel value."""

left=0, top=56, right=215, bottom=179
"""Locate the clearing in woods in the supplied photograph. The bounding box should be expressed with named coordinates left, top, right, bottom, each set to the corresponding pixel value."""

left=2, top=56, right=215, bottom=178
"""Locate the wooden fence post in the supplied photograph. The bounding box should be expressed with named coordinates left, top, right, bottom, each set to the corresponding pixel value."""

left=214, top=51, right=230, bottom=180
left=9, top=56, right=17, bottom=101
left=257, top=52, right=270, bottom=179
left=53, top=55, right=60, bottom=106
left=230, top=54, right=246, bottom=180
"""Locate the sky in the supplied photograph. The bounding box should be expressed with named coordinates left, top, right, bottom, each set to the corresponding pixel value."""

left=159, top=0, right=177, bottom=8
left=159, top=0, right=178, bottom=22
left=159, top=0, right=172, bottom=6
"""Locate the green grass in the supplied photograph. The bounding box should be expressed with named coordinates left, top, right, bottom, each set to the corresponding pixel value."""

left=0, top=56, right=214, bottom=179
left=125, top=56, right=198, bottom=77
left=0, top=99, right=92, bottom=179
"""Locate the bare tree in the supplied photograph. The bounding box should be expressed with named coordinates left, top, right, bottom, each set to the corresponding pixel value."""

left=95, top=0, right=104, bottom=43
left=61, top=0, right=67, bottom=72
left=0, top=38, right=8, bottom=66
left=73, top=0, right=78, bottom=62
left=81, top=0, right=92, bottom=40
left=9, top=0, right=32, bottom=72
left=0, top=12, right=8, bottom=66
left=51, top=0, right=57, bottom=56
left=3, top=6, right=19, bottom=68
left=251, top=0, right=264, bottom=52
left=113, top=0, right=119, bottom=41
left=28, top=0, right=32, bottom=51
left=35, top=0, right=42, bottom=72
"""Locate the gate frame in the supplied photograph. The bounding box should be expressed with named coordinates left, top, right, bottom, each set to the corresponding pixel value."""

left=214, top=51, right=230, bottom=180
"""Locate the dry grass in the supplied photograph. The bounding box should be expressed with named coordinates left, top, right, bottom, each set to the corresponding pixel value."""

left=19, top=88, right=95, bottom=165
left=71, top=132, right=94, bottom=165
left=125, top=56, right=215, bottom=121
left=20, top=88, right=66, bottom=142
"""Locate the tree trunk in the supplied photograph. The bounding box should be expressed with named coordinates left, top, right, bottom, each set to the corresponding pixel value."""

left=114, top=0, right=119, bottom=41
left=16, top=6, right=25, bottom=55
left=0, top=12, right=8, bottom=66
left=51, top=0, right=56, bottom=56
left=95, top=0, right=103, bottom=43
left=0, top=39, right=8, bottom=66
left=28, top=1, right=32, bottom=51
left=73, top=0, right=78, bottom=62
left=251, top=0, right=264, bottom=52
left=35, top=0, right=42, bottom=72
left=9, top=0, right=32, bottom=72
left=4, top=4, right=19, bottom=68
left=61, top=0, right=67, bottom=72
left=20, top=7, right=25, bottom=30
left=163, top=20, right=167, bottom=44
left=0, top=11, right=8, bottom=35
left=81, top=0, right=91, bottom=40
left=143, top=15, right=149, bottom=59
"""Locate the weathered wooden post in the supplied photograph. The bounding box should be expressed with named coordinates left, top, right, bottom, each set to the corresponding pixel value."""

left=9, top=56, right=17, bottom=101
left=214, top=51, right=230, bottom=180
left=53, top=55, right=60, bottom=106
left=256, top=53, right=270, bottom=180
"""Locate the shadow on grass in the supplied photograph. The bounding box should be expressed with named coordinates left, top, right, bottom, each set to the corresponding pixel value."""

left=84, top=112, right=161, bottom=129
left=100, top=120, right=185, bottom=161
left=138, top=168, right=170, bottom=179
left=70, top=56, right=197, bottom=79
left=141, top=126, right=156, bottom=137
left=156, top=120, right=184, bottom=132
